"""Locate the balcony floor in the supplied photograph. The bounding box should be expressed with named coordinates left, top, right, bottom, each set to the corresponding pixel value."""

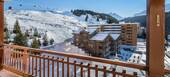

left=0, top=69, right=22, bottom=77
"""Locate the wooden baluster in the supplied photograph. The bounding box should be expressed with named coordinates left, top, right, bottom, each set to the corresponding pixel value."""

left=39, top=56, right=42, bottom=77
left=57, top=57, right=59, bottom=77
left=67, top=57, right=70, bottom=77
left=23, top=49, right=28, bottom=73
left=35, top=55, right=38, bottom=76
left=6, top=47, right=9, bottom=65
left=103, top=66, right=107, bottom=77
left=43, top=55, right=46, bottom=77
left=11, top=52, right=13, bottom=67
left=4, top=46, right=5, bottom=65
left=3, top=47, right=6, bottom=65
left=112, top=68, right=116, bottom=77
left=122, top=70, right=126, bottom=77
left=8, top=47, right=11, bottom=66
left=7, top=47, right=10, bottom=66
left=80, top=62, right=83, bottom=77
left=14, top=51, right=16, bottom=68
left=10, top=52, right=12, bottom=66
left=6, top=47, right=8, bottom=65
left=28, top=55, right=31, bottom=74
left=15, top=51, right=18, bottom=69
left=95, top=65, right=98, bottom=77
left=74, top=61, right=77, bottom=77
left=20, top=51, right=22, bottom=71
left=87, top=63, right=91, bottom=77
left=16, top=51, right=18, bottom=70
left=133, top=72, right=138, bottom=77
left=14, top=52, right=19, bottom=69
left=3, top=47, right=5, bottom=65
left=62, top=58, right=64, bottom=77
left=12, top=52, right=16, bottom=69
left=12, top=52, right=15, bottom=68
left=48, top=56, right=50, bottom=77
left=32, top=56, right=34, bottom=76
left=7, top=47, right=10, bottom=65
left=19, top=51, right=24, bottom=71
left=8, top=47, right=10, bottom=65
left=19, top=51, right=22, bottom=71
left=52, top=57, right=54, bottom=77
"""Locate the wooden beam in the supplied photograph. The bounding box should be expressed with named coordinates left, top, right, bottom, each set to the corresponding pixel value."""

left=147, top=0, right=165, bottom=76
left=0, top=0, right=3, bottom=70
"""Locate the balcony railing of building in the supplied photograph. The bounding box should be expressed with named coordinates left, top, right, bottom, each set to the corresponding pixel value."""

left=2, top=44, right=147, bottom=77
left=1, top=0, right=170, bottom=77
left=1, top=44, right=170, bottom=77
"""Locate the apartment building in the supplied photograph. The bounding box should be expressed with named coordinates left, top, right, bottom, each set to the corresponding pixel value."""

left=121, top=23, right=139, bottom=46
left=73, top=23, right=139, bottom=57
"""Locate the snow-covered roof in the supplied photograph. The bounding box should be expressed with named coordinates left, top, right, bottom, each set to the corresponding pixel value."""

left=110, top=34, right=120, bottom=40
left=90, top=33, right=109, bottom=41
left=87, top=28, right=97, bottom=34
left=73, top=30, right=81, bottom=34
left=104, top=29, right=121, bottom=31
left=99, top=31, right=121, bottom=34
left=104, top=25, right=121, bottom=28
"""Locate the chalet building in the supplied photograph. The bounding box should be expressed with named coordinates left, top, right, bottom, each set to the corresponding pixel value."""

left=73, top=23, right=139, bottom=57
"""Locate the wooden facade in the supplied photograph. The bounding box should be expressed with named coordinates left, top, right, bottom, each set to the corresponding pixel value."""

left=121, top=24, right=139, bottom=46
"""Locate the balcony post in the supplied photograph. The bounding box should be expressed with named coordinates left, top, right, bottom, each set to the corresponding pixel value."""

left=0, top=0, right=4, bottom=70
left=147, top=0, right=165, bottom=76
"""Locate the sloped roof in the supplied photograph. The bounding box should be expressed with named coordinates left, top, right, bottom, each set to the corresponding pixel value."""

left=87, top=28, right=97, bottom=34
left=90, top=33, right=109, bottom=41
left=110, top=34, right=120, bottom=40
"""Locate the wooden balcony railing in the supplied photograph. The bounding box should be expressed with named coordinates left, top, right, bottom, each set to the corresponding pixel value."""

left=1, top=44, right=148, bottom=77
left=2, top=44, right=170, bottom=77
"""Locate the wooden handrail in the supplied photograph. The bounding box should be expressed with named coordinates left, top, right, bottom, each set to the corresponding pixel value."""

left=3, top=44, right=170, bottom=77
left=4, top=44, right=147, bottom=70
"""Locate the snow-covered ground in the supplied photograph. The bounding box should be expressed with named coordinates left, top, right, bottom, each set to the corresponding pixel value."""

left=5, top=10, right=87, bottom=44
left=5, top=10, right=116, bottom=45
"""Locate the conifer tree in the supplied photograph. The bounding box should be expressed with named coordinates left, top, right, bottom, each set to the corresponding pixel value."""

left=50, top=38, right=54, bottom=45
left=13, top=20, right=21, bottom=34
left=31, top=38, right=40, bottom=48
left=42, top=34, right=48, bottom=46
left=107, top=16, right=118, bottom=24
left=4, top=27, right=10, bottom=43
left=13, top=33, right=28, bottom=46
left=96, top=17, right=99, bottom=21
left=33, top=28, right=39, bottom=37
left=13, top=20, right=28, bottom=46
left=38, top=39, right=41, bottom=46
left=25, top=30, right=29, bottom=37
left=85, top=15, right=88, bottom=21
left=4, top=19, right=10, bottom=43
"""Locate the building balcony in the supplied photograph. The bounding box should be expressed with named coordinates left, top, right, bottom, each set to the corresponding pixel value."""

left=0, top=44, right=169, bottom=77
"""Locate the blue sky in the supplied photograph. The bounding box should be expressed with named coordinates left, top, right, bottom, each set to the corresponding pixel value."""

left=4, top=0, right=170, bottom=17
